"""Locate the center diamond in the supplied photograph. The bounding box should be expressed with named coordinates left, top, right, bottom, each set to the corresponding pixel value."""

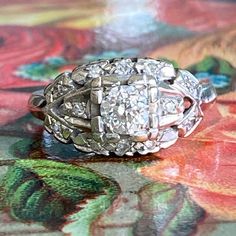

left=101, top=85, right=149, bottom=135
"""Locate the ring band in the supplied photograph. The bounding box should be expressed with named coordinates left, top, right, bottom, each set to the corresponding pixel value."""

left=29, top=58, right=217, bottom=156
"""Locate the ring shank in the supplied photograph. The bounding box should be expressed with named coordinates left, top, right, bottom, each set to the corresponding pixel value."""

left=28, top=89, right=46, bottom=120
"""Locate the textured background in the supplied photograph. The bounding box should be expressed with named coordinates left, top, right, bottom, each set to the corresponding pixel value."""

left=0, top=0, right=236, bottom=235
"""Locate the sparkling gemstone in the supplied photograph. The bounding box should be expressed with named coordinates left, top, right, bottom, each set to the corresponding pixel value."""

left=115, top=140, right=131, bottom=156
left=135, top=59, right=161, bottom=75
left=164, top=100, right=176, bottom=113
left=63, top=102, right=88, bottom=119
left=101, top=85, right=149, bottom=135
left=176, top=70, right=200, bottom=98
left=52, top=122, right=61, bottom=133
left=114, top=59, right=134, bottom=75
left=88, top=65, right=103, bottom=78
left=184, top=118, right=196, bottom=131
left=144, top=140, right=157, bottom=149
left=162, top=97, right=183, bottom=114
left=72, top=102, right=87, bottom=118
left=135, top=59, right=176, bottom=79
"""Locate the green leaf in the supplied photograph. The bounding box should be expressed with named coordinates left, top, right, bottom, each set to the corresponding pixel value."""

left=9, top=138, right=43, bottom=159
left=188, top=56, right=236, bottom=76
left=0, top=159, right=120, bottom=231
left=134, top=183, right=205, bottom=236
left=16, top=57, right=68, bottom=81
left=63, top=194, right=113, bottom=236
left=190, top=56, right=216, bottom=72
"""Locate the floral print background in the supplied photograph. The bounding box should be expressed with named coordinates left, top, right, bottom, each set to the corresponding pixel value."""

left=0, top=0, right=236, bottom=235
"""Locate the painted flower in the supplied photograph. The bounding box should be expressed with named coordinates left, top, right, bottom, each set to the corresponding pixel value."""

left=0, top=91, right=31, bottom=126
left=0, top=26, right=94, bottom=89
left=139, top=92, right=236, bottom=220
left=156, top=0, right=236, bottom=32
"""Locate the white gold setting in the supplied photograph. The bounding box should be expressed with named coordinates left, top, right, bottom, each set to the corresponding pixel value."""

left=29, top=58, right=217, bottom=156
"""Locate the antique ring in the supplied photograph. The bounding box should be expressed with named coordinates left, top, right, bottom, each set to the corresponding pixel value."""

left=29, top=58, right=217, bottom=156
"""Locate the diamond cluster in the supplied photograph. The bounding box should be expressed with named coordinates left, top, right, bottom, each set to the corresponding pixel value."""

left=43, top=58, right=204, bottom=156
left=71, top=58, right=175, bottom=83
left=101, top=85, right=149, bottom=135
left=44, top=72, right=75, bottom=104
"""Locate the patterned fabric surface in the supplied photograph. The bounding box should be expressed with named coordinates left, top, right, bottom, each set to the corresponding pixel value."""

left=0, top=0, right=236, bottom=235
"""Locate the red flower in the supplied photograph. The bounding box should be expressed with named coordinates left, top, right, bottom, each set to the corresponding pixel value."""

left=0, top=26, right=94, bottom=89
left=140, top=92, right=236, bottom=220
left=156, top=0, right=236, bottom=32
left=0, top=91, right=30, bottom=126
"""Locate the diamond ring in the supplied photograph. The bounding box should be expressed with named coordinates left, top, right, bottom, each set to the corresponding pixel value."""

left=29, top=58, right=217, bottom=156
